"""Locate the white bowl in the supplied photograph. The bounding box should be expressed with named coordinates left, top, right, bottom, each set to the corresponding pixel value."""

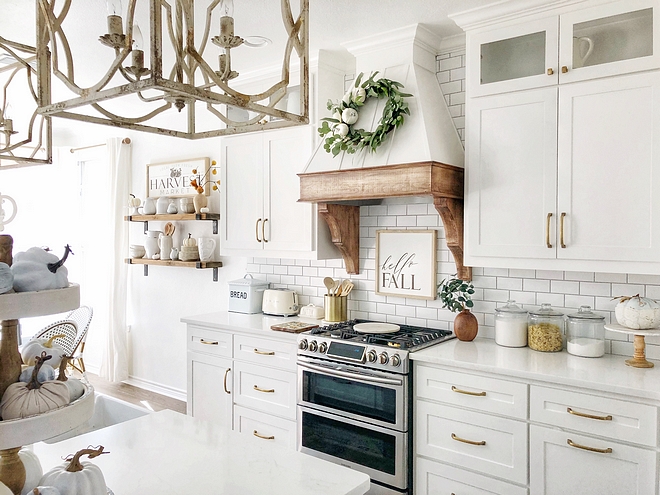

left=129, top=245, right=146, bottom=258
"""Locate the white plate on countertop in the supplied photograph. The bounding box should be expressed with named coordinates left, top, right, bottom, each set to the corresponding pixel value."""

left=353, top=322, right=400, bottom=334
left=605, top=323, right=660, bottom=336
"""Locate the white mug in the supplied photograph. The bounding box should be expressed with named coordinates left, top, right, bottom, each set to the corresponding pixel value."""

left=197, top=237, right=216, bottom=262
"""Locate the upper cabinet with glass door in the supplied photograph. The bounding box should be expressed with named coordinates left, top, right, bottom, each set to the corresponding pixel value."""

left=467, top=0, right=659, bottom=97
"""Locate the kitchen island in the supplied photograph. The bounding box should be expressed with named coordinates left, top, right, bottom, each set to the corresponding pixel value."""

left=32, top=409, right=370, bottom=495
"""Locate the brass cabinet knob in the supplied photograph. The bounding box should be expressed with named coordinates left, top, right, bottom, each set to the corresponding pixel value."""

left=547, top=68, right=554, bottom=75
left=562, top=66, right=569, bottom=73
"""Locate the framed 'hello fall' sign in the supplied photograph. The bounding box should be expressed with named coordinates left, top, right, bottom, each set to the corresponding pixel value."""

left=375, top=229, right=436, bottom=300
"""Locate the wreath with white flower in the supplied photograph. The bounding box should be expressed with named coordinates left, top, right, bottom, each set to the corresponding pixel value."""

left=318, top=72, right=412, bottom=156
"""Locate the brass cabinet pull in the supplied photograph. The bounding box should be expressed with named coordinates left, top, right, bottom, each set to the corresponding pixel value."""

left=254, top=385, right=275, bottom=393
left=451, top=432, right=486, bottom=446
left=562, top=65, right=569, bottom=73
left=200, top=339, right=218, bottom=345
left=253, top=430, right=275, bottom=440
left=223, top=368, right=231, bottom=394
left=567, top=407, right=612, bottom=421
left=546, top=212, right=553, bottom=248
left=567, top=438, right=612, bottom=454
left=547, top=68, right=554, bottom=75
left=451, top=385, right=486, bottom=397
left=262, top=218, right=268, bottom=243
left=560, top=212, right=567, bottom=248
left=254, top=348, right=275, bottom=356
left=256, top=218, right=262, bottom=242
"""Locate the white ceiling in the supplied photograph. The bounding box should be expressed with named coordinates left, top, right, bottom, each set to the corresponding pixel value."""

left=0, top=0, right=495, bottom=76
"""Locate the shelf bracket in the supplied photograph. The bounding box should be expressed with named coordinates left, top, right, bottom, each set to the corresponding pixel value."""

left=433, top=196, right=471, bottom=281
left=212, top=220, right=218, bottom=235
left=143, top=221, right=148, bottom=234
left=213, top=267, right=219, bottom=281
left=143, top=265, right=149, bottom=276
left=318, top=203, right=360, bottom=274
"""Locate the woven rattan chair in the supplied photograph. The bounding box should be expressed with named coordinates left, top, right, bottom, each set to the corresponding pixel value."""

left=30, top=305, right=93, bottom=373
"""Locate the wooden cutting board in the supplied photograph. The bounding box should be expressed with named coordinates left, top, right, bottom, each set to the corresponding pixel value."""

left=270, top=321, right=319, bottom=333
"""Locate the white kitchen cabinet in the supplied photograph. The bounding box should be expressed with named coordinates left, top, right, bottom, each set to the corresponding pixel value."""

left=220, top=125, right=338, bottom=259
left=416, top=457, right=528, bottom=495
left=529, top=425, right=657, bottom=495
left=462, top=0, right=660, bottom=273
left=467, top=71, right=660, bottom=268
left=414, top=363, right=529, bottom=492
left=186, top=326, right=233, bottom=428
left=467, top=0, right=659, bottom=97
left=185, top=316, right=299, bottom=448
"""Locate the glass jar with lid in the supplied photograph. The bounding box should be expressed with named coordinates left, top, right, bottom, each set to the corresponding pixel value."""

left=566, top=305, right=605, bottom=358
left=495, top=300, right=528, bottom=347
left=528, top=303, right=565, bottom=352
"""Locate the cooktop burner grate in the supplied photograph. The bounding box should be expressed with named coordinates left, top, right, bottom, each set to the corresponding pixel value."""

left=308, top=319, right=454, bottom=351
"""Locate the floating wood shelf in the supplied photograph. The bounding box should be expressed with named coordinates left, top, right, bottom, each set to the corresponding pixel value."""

left=299, top=161, right=471, bottom=280
left=125, top=213, right=220, bottom=234
left=126, top=258, right=223, bottom=281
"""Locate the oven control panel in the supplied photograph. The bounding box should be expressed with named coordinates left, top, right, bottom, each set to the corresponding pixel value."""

left=298, top=337, right=407, bottom=373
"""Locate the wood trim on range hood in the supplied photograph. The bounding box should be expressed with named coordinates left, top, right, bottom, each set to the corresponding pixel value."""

left=298, top=161, right=471, bottom=280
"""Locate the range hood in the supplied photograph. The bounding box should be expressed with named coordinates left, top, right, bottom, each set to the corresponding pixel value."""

left=299, top=25, right=470, bottom=280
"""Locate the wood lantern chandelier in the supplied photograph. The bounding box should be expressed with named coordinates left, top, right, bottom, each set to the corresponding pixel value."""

left=34, top=0, right=309, bottom=139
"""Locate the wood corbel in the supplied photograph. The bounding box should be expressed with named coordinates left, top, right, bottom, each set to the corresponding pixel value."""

left=433, top=196, right=472, bottom=281
left=318, top=203, right=360, bottom=274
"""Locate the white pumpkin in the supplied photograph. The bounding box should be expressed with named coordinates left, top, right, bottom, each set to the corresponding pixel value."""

left=39, top=447, right=107, bottom=495
left=0, top=353, right=70, bottom=420
left=19, top=449, right=43, bottom=495
left=0, top=481, right=13, bottom=495
left=20, top=363, right=56, bottom=384
left=31, top=488, right=61, bottom=495
left=56, top=357, right=86, bottom=402
left=21, top=335, right=67, bottom=369
left=614, top=295, right=660, bottom=329
left=0, top=262, right=13, bottom=294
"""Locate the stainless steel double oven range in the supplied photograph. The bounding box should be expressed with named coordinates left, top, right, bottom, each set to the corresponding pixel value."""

left=297, top=320, right=454, bottom=495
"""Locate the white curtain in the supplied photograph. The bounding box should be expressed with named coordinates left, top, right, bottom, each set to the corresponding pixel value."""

left=99, top=137, right=130, bottom=382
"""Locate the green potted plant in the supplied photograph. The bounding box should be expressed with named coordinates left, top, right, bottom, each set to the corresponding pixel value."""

left=438, top=276, right=478, bottom=341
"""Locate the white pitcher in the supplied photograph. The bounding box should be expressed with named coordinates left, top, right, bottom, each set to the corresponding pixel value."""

left=197, top=237, right=216, bottom=262
left=143, top=197, right=157, bottom=215
left=0, top=193, right=17, bottom=232
left=145, top=230, right=162, bottom=258
left=159, top=234, right=173, bottom=260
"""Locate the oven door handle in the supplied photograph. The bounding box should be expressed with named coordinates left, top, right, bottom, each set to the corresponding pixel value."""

left=298, top=361, right=403, bottom=386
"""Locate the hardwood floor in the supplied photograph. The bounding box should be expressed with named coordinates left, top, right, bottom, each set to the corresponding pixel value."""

left=85, top=372, right=186, bottom=414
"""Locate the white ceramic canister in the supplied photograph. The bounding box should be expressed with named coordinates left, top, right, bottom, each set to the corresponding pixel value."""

left=159, top=234, right=173, bottom=260
left=156, top=196, right=170, bottom=214
left=143, top=197, right=156, bottom=215
left=494, top=300, right=529, bottom=347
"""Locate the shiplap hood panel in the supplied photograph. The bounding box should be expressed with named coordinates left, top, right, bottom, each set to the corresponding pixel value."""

left=302, top=24, right=465, bottom=173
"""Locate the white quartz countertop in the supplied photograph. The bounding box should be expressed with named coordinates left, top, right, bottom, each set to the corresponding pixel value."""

left=33, top=409, right=370, bottom=495
left=181, top=311, right=322, bottom=342
left=412, top=337, right=660, bottom=401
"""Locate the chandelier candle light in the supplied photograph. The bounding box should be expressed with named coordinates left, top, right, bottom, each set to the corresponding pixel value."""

left=35, top=0, right=309, bottom=139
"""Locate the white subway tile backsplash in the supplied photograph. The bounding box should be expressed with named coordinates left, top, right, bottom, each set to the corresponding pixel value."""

left=627, top=274, right=660, bottom=285
left=535, top=270, right=564, bottom=280
left=523, top=278, right=550, bottom=293
left=397, top=216, right=417, bottom=227
left=564, top=295, right=595, bottom=309
left=612, top=283, right=645, bottom=297
left=508, top=269, right=536, bottom=278
left=482, top=288, right=510, bottom=302
left=595, top=272, right=628, bottom=283
left=579, top=282, right=611, bottom=297
left=497, top=277, right=523, bottom=291
left=550, top=280, right=580, bottom=294
left=564, top=271, right=595, bottom=282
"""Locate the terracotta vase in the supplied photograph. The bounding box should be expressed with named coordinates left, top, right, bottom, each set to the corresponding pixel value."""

left=454, top=309, right=478, bottom=342
left=193, top=192, right=207, bottom=214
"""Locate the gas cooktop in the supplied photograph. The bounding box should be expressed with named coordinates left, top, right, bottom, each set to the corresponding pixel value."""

left=297, top=319, right=455, bottom=374
left=308, top=319, right=455, bottom=351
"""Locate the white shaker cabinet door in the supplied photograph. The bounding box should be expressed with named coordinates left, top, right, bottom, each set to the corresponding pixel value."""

left=529, top=425, right=657, bottom=495
left=263, top=126, right=314, bottom=254
left=187, top=351, right=232, bottom=430
left=465, top=87, right=558, bottom=262
left=221, top=133, right=264, bottom=251
left=557, top=71, right=660, bottom=262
